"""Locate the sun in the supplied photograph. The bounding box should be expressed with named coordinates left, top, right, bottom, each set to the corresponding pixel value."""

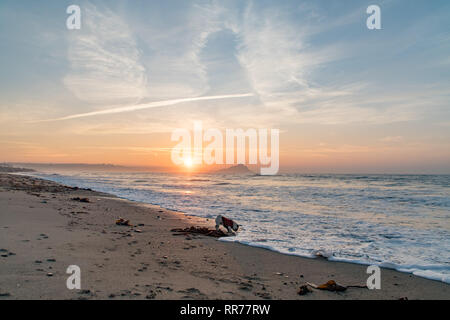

left=183, top=157, right=193, bottom=168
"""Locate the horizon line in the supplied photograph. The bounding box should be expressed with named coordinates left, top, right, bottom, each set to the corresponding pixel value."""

left=2, top=162, right=449, bottom=175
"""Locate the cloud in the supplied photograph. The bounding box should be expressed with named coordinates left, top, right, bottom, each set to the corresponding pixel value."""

left=63, top=3, right=147, bottom=105
left=34, top=93, right=253, bottom=122
left=228, top=1, right=359, bottom=126
left=58, top=2, right=386, bottom=128
left=20, top=0, right=450, bottom=132
left=137, top=2, right=231, bottom=99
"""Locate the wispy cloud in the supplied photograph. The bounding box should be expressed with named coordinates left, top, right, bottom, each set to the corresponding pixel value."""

left=63, top=3, right=147, bottom=105
left=227, top=1, right=357, bottom=125
left=137, top=2, right=230, bottom=99
left=35, top=93, right=253, bottom=122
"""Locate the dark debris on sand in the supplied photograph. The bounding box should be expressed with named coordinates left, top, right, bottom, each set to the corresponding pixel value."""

left=71, top=197, right=90, bottom=203
left=171, top=226, right=229, bottom=238
left=297, top=285, right=312, bottom=295
left=0, top=173, right=93, bottom=194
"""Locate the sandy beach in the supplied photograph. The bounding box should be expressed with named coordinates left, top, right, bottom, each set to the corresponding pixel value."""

left=0, top=173, right=448, bottom=300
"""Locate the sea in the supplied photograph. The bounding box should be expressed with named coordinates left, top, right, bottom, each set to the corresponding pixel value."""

left=29, top=171, right=450, bottom=283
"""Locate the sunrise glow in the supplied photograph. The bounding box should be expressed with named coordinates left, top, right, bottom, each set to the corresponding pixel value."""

left=183, top=157, right=194, bottom=168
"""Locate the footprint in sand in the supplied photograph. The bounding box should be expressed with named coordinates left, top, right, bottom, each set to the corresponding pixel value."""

left=0, top=249, right=15, bottom=258
left=178, top=287, right=206, bottom=299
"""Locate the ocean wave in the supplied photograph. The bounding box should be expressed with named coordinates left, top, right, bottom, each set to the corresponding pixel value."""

left=220, top=237, right=450, bottom=284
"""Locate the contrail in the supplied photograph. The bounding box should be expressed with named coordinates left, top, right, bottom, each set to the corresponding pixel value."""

left=34, top=93, right=254, bottom=122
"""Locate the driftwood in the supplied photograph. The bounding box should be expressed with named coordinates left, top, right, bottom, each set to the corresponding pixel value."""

left=115, top=218, right=132, bottom=226
left=171, top=226, right=229, bottom=238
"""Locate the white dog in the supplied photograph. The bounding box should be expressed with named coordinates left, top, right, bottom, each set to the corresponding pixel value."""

left=215, top=215, right=239, bottom=234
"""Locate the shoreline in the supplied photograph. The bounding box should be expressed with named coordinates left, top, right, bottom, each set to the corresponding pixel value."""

left=1, top=173, right=449, bottom=299
left=24, top=171, right=450, bottom=285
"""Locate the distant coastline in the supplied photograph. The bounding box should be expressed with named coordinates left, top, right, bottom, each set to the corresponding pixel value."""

left=213, top=164, right=255, bottom=175
left=0, top=165, right=35, bottom=173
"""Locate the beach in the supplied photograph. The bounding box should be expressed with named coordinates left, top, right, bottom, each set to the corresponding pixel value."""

left=0, top=173, right=449, bottom=300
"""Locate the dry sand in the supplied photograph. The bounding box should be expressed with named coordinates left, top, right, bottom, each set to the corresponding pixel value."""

left=0, top=173, right=448, bottom=300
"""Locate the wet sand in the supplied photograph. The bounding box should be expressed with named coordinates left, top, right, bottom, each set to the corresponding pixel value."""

left=0, top=173, right=449, bottom=300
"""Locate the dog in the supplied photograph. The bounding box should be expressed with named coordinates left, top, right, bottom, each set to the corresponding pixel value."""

left=215, top=215, right=239, bottom=234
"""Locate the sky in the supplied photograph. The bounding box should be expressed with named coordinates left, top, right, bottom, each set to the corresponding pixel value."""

left=0, top=0, right=449, bottom=173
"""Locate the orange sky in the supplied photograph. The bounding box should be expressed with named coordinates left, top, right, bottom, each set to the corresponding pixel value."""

left=2, top=120, right=449, bottom=173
